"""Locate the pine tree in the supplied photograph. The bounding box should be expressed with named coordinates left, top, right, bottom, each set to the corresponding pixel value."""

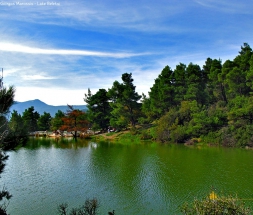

left=149, top=66, right=174, bottom=117
left=84, top=89, right=111, bottom=131
left=107, top=73, right=141, bottom=128
left=0, top=85, right=15, bottom=214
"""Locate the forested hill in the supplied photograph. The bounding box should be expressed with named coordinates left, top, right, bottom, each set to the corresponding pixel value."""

left=84, top=43, right=253, bottom=147
left=141, top=43, right=253, bottom=147
left=10, top=99, right=87, bottom=116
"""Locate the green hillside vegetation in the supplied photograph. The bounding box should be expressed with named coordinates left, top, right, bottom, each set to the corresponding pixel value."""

left=7, top=43, right=253, bottom=147
left=85, top=43, right=253, bottom=147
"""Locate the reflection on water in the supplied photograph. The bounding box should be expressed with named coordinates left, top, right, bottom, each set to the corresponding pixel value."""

left=2, top=138, right=253, bottom=214
left=25, top=137, right=91, bottom=149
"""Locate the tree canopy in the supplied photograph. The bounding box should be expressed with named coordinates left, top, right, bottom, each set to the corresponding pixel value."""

left=84, top=88, right=111, bottom=131
left=22, top=106, right=40, bottom=133
left=107, top=73, right=141, bottom=129
left=0, top=85, right=15, bottom=214
left=144, top=43, right=253, bottom=146
left=59, top=105, right=89, bottom=138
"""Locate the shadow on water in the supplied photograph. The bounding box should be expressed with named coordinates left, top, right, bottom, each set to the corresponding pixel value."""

left=25, top=137, right=90, bottom=149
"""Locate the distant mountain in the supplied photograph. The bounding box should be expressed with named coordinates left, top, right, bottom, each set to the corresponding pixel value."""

left=9, top=99, right=87, bottom=117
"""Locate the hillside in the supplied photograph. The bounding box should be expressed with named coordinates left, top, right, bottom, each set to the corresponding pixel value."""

left=10, top=99, right=87, bottom=116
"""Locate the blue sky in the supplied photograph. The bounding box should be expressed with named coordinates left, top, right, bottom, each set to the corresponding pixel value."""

left=0, top=0, right=253, bottom=105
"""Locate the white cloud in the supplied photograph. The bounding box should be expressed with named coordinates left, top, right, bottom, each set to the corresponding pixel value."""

left=0, top=0, right=252, bottom=106
left=0, top=42, right=146, bottom=58
left=22, top=74, right=56, bottom=80
left=0, top=0, right=187, bottom=33
left=194, top=0, right=253, bottom=14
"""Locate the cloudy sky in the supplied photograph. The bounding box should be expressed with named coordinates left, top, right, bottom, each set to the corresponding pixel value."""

left=0, top=0, right=252, bottom=105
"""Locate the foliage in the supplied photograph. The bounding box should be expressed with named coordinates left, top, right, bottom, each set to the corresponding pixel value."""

left=59, top=105, right=89, bottom=138
left=140, top=129, right=153, bottom=140
left=37, top=112, right=51, bottom=131
left=141, top=43, right=253, bottom=146
left=0, top=86, right=16, bottom=147
left=173, top=63, right=187, bottom=105
left=0, top=85, right=16, bottom=214
left=5, top=110, right=28, bottom=148
left=81, top=43, right=253, bottom=146
left=148, top=65, right=175, bottom=118
left=200, top=131, right=221, bottom=146
left=219, top=125, right=253, bottom=148
left=129, top=126, right=139, bottom=135
left=107, top=73, right=142, bottom=129
left=84, top=88, right=111, bottom=131
left=155, top=109, right=177, bottom=142
left=181, top=194, right=251, bottom=215
left=0, top=116, right=8, bottom=147
left=57, top=198, right=99, bottom=215
left=205, top=58, right=227, bottom=104
left=228, top=96, right=253, bottom=126
left=0, top=86, right=15, bottom=115
left=51, top=110, right=65, bottom=131
left=109, top=102, right=129, bottom=129
left=154, top=101, right=200, bottom=143
left=184, top=63, right=207, bottom=105
left=139, top=93, right=154, bottom=123
left=22, top=106, right=40, bottom=132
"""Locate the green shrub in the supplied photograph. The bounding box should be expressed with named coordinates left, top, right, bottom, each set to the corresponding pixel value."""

left=130, top=127, right=139, bottom=135
left=200, top=131, right=221, bottom=146
left=170, top=125, right=189, bottom=143
left=181, top=194, right=251, bottom=215
left=140, top=130, right=152, bottom=140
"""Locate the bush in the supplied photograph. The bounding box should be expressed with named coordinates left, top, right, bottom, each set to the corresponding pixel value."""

left=140, top=130, right=152, bottom=140
left=181, top=194, right=251, bottom=215
left=57, top=198, right=99, bottom=215
left=130, top=127, right=139, bottom=135
left=200, top=131, right=221, bottom=146
left=170, top=125, right=189, bottom=143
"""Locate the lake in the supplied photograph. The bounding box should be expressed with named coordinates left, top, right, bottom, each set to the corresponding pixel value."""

left=2, top=137, right=253, bottom=214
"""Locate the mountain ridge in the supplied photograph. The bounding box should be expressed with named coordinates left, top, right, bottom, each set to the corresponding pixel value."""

left=10, top=99, right=87, bottom=116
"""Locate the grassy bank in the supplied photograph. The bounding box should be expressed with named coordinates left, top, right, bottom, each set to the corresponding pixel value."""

left=91, top=124, right=156, bottom=144
left=91, top=124, right=225, bottom=148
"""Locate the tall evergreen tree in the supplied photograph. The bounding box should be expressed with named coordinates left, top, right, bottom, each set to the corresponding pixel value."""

left=148, top=78, right=163, bottom=118
left=149, top=66, right=174, bottom=117
left=173, top=63, right=187, bottom=106
left=84, top=88, right=111, bottom=131
left=0, top=86, right=15, bottom=147
left=51, top=110, right=65, bottom=131
left=22, top=106, right=40, bottom=132
left=37, top=112, right=51, bottom=131
left=184, top=63, right=206, bottom=105
left=246, top=55, right=253, bottom=91
left=5, top=110, right=28, bottom=148
left=235, top=43, right=252, bottom=72
left=140, top=93, right=153, bottom=123
left=0, top=86, right=15, bottom=214
left=220, top=59, right=234, bottom=102
left=107, top=73, right=141, bottom=128
left=226, top=43, right=252, bottom=98
left=206, top=59, right=227, bottom=104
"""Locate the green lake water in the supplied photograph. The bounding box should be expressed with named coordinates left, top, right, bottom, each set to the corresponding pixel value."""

left=1, top=137, right=253, bottom=214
